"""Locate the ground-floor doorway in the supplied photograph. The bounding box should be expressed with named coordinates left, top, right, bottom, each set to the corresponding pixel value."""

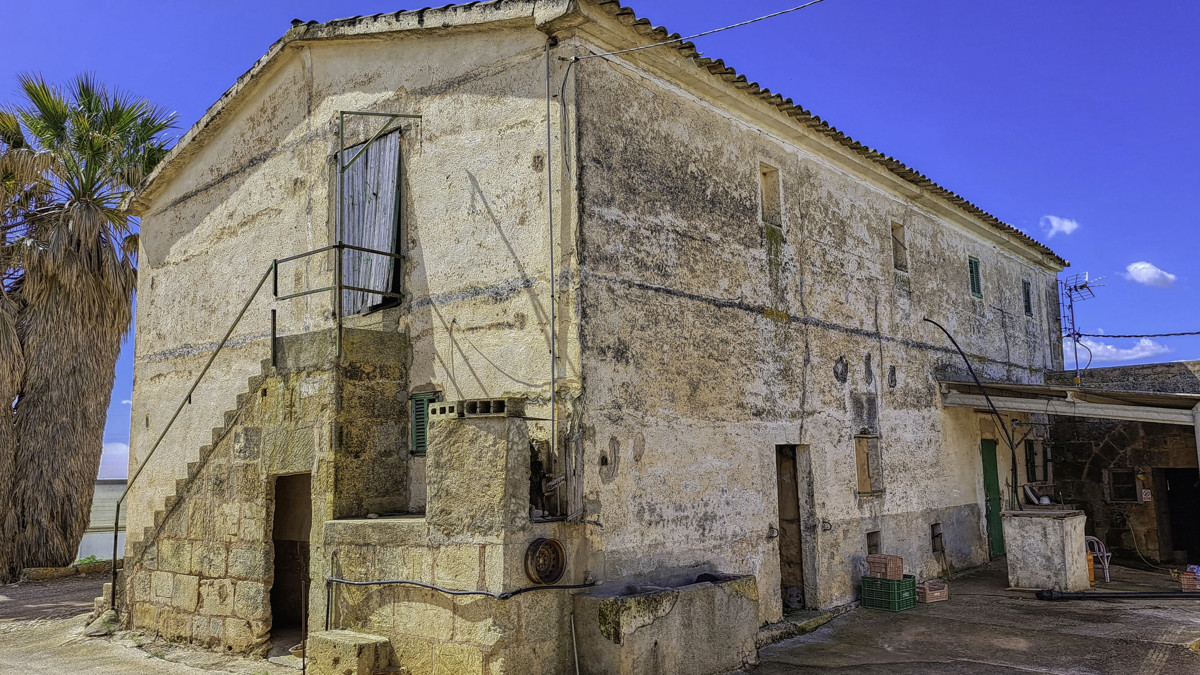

left=270, top=473, right=311, bottom=654
left=980, top=440, right=1005, bottom=559
left=1161, top=468, right=1200, bottom=564
left=776, top=444, right=807, bottom=612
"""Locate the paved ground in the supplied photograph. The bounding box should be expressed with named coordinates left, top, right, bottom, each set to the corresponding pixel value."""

left=3, top=562, right=1198, bottom=673
left=0, top=572, right=293, bottom=674
left=741, top=561, right=1200, bottom=674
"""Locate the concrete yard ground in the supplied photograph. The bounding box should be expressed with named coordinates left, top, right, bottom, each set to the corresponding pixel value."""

left=0, top=572, right=293, bottom=674
left=740, top=560, right=1200, bottom=674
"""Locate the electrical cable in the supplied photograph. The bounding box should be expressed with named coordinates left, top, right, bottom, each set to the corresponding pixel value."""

left=1077, top=331, right=1200, bottom=339
left=1124, top=515, right=1175, bottom=572
left=576, top=0, right=831, bottom=60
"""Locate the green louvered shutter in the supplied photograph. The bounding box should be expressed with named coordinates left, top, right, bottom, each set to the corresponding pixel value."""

left=1022, top=280, right=1033, bottom=316
left=411, top=393, right=439, bottom=456
left=968, top=257, right=983, bottom=298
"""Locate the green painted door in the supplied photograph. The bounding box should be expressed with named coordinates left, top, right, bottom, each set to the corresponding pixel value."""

left=981, top=440, right=1005, bottom=558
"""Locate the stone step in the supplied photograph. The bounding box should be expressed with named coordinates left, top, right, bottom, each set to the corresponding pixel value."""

left=307, top=630, right=391, bottom=675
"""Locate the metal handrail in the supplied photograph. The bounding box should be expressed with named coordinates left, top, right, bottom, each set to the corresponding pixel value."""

left=108, top=242, right=402, bottom=616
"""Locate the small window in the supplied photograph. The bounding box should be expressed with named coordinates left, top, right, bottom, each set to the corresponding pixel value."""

left=866, top=530, right=881, bottom=555
left=855, top=435, right=883, bottom=496
left=930, top=523, right=943, bottom=553
left=968, top=256, right=983, bottom=298
left=759, top=164, right=781, bottom=231
left=1024, top=439, right=1039, bottom=482
left=1105, top=468, right=1140, bottom=502
left=1022, top=280, right=1033, bottom=316
left=410, top=392, right=440, bottom=456
left=891, top=222, right=908, bottom=272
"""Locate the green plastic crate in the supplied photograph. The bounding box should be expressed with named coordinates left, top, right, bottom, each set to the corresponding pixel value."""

left=861, top=574, right=917, bottom=611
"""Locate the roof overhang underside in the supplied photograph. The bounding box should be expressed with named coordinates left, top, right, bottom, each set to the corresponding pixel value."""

left=940, top=380, right=1200, bottom=427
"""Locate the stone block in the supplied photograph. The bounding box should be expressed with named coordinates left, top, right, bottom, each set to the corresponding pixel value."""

left=393, top=589, right=454, bottom=641
left=192, top=615, right=224, bottom=647
left=434, top=545, right=482, bottom=589
left=572, top=575, right=760, bottom=675
left=1002, top=510, right=1090, bottom=591
left=191, top=543, right=228, bottom=577
left=159, top=606, right=192, bottom=642
left=132, top=601, right=158, bottom=630
left=225, top=617, right=269, bottom=654
left=391, top=635, right=435, bottom=674
left=228, top=545, right=269, bottom=580
left=518, top=591, right=568, bottom=645
left=453, top=595, right=517, bottom=648
left=173, top=574, right=200, bottom=612
left=199, top=578, right=235, bottom=616
left=158, top=539, right=193, bottom=574
left=152, top=571, right=174, bottom=600
left=234, top=580, right=269, bottom=620
left=434, top=641, right=484, bottom=675
left=131, top=571, right=152, bottom=603
left=308, top=630, right=391, bottom=675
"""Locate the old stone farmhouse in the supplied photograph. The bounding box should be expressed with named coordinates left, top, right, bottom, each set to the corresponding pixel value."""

left=115, top=1, right=1069, bottom=672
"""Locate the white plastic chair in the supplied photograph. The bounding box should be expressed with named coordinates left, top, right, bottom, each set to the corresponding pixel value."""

left=1086, top=536, right=1111, bottom=583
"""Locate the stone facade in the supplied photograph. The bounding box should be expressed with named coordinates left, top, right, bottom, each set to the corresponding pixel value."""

left=1045, top=362, right=1200, bottom=565
left=120, top=2, right=1067, bottom=672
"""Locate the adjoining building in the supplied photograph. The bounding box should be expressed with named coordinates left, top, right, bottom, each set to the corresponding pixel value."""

left=111, top=2, right=1068, bottom=672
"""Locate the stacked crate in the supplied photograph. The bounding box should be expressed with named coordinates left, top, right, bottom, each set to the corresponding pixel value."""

left=862, top=555, right=916, bottom=611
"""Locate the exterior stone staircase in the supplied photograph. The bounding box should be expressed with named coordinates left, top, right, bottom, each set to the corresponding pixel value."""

left=94, top=361, right=274, bottom=619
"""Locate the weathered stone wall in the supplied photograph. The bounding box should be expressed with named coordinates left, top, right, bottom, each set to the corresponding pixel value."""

left=127, top=14, right=580, bottom=552
left=124, top=343, right=334, bottom=652
left=1050, top=416, right=1198, bottom=563
left=1047, top=361, right=1200, bottom=394
left=123, top=328, right=409, bottom=653
left=567, top=19, right=1063, bottom=616
left=323, top=416, right=579, bottom=674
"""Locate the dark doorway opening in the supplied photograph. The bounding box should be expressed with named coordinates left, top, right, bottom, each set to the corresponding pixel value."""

left=775, top=445, right=805, bottom=612
left=1163, top=468, right=1200, bottom=564
left=271, top=473, right=311, bottom=655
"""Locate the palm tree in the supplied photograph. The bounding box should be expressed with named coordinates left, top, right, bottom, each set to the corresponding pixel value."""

left=0, top=74, right=174, bottom=578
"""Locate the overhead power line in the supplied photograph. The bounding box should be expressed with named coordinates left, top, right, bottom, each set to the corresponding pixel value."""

left=1076, top=331, right=1200, bottom=339
left=577, top=0, right=831, bottom=60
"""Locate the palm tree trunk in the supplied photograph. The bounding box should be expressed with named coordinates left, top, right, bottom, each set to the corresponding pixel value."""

left=9, top=252, right=130, bottom=569
left=0, top=294, right=22, bottom=582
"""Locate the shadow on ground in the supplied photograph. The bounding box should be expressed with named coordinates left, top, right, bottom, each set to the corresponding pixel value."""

left=739, top=560, right=1200, bottom=675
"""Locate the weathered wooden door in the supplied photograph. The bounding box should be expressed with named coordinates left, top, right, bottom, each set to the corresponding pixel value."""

left=981, top=440, right=1005, bottom=558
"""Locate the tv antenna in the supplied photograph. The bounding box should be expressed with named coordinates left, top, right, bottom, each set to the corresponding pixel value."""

left=1060, top=273, right=1105, bottom=384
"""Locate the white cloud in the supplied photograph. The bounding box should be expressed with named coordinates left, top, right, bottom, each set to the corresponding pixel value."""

left=120, top=400, right=132, bottom=405
left=1040, top=215, right=1080, bottom=238
left=1124, top=261, right=1177, bottom=288
left=1064, top=337, right=1171, bottom=365
left=98, top=442, right=129, bottom=480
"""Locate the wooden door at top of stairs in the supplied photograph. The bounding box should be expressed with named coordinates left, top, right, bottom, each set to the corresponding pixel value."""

left=981, top=439, right=1005, bottom=558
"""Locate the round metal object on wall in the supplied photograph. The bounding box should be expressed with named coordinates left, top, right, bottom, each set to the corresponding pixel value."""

left=524, top=538, right=566, bottom=585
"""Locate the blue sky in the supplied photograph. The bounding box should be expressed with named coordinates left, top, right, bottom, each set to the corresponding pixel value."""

left=2, top=0, right=1196, bottom=479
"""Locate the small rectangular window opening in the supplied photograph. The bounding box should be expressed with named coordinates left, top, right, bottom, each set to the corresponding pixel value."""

left=866, top=530, right=882, bottom=555
left=1105, top=468, right=1140, bottom=502
left=1024, top=439, right=1039, bottom=483
left=759, top=164, right=782, bottom=231
left=855, top=435, right=883, bottom=496
left=930, top=523, right=944, bottom=553
left=410, top=392, right=440, bottom=457
left=891, top=222, right=908, bottom=272
left=968, top=256, right=983, bottom=298
left=1022, top=280, right=1033, bottom=316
